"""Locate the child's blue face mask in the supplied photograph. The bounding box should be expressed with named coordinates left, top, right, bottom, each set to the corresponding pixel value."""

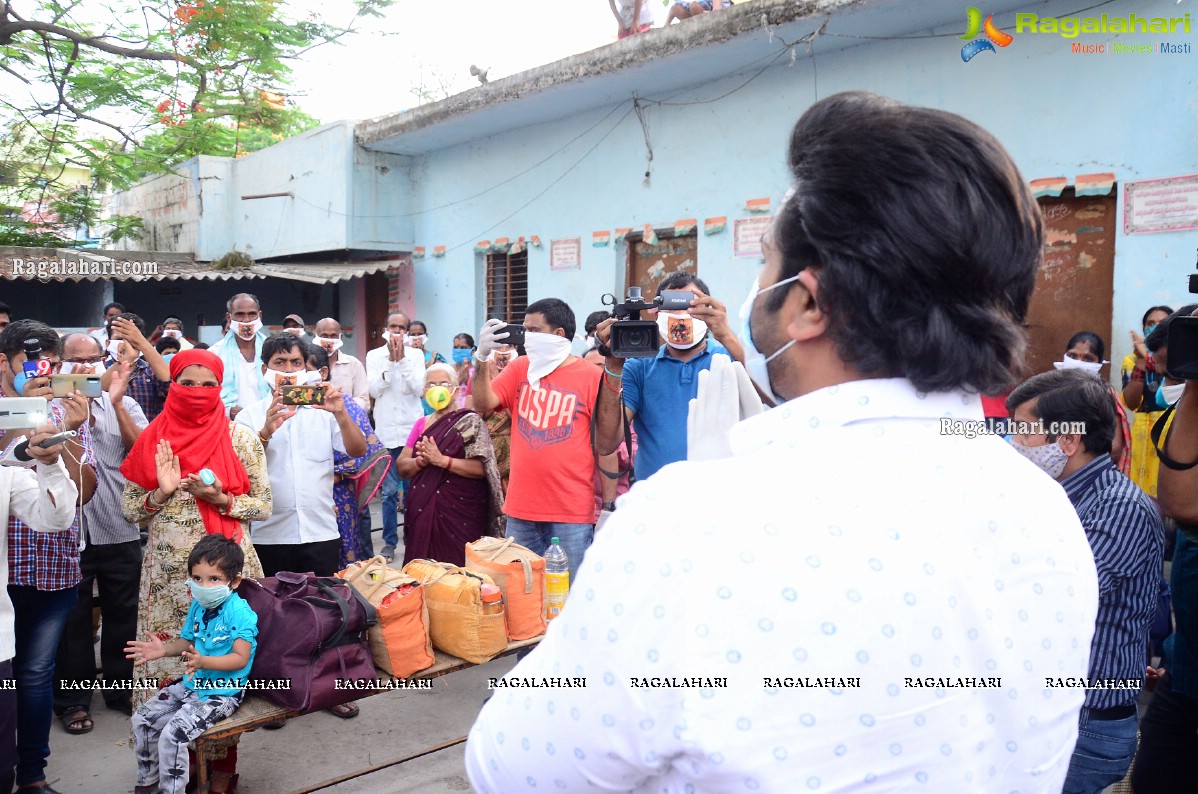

left=190, top=581, right=232, bottom=609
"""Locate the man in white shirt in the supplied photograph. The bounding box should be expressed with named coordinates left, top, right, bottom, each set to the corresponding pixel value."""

left=314, top=317, right=369, bottom=410
left=467, top=91, right=1100, bottom=793
left=0, top=427, right=80, bottom=794
left=209, top=293, right=270, bottom=418
left=365, top=312, right=425, bottom=561
left=87, top=301, right=124, bottom=349
left=235, top=334, right=367, bottom=578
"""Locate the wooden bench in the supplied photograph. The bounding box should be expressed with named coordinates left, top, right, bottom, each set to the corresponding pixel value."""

left=191, top=637, right=541, bottom=793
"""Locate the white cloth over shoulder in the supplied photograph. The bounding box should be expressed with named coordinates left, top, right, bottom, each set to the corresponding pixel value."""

left=466, top=378, right=1099, bottom=793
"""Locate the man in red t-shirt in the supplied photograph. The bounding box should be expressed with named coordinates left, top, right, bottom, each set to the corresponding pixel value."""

left=473, top=299, right=601, bottom=580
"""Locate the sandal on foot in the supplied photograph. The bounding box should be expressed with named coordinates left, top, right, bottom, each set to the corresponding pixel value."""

left=59, top=708, right=93, bottom=735
left=328, top=701, right=360, bottom=719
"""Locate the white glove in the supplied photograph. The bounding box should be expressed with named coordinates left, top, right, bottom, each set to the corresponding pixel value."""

left=687, top=354, right=742, bottom=462
left=476, top=318, right=509, bottom=362
left=733, top=358, right=765, bottom=420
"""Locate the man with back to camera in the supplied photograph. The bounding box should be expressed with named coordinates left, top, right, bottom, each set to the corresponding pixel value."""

left=471, top=299, right=602, bottom=581
left=466, top=92, right=1100, bottom=792
left=1005, top=369, right=1163, bottom=793
left=594, top=271, right=746, bottom=481
left=209, top=293, right=270, bottom=418
left=365, top=312, right=426, bottom=561
left=0, top=422, right=81, bottom=794
left=0, top=320, right=97, bottom=794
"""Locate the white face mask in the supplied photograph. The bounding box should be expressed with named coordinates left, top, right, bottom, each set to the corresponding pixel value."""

left=304, top=370, right=324, bottom=385
left=317, top=336, right=344, bottom=354
left=284, top=327, right=307, bottom=338
left=234, top=318, right=263, bottom=340
left=409, top=333, right=428, bottom=347
left=523, top=332, right=572, bottom=390
left=106, top=339, right=124, bottom=360
left=1010, top=438, right=1069, bottom=480
left=1053, top=357, right=1106, bottom=374
left=58, top=361, right=99, bottom=376
left=263, top=368, right=302, bottom=391
left=161, top=329, right=182, bottom=340
left=656, top=312, right=707, bottom=350
left=738, top=275, right=801, bottom=404
left=1161, top=382, right=1186, bottom=406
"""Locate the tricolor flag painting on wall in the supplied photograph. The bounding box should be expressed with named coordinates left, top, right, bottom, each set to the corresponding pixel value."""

left=614, top=228, right=632, bottom=243
left=1029, top=178, right=1068, bottom=199
left=432, top=246, right=446, bottom=257
left=745, top=197, right=771, bottom=213
left=474, top=241, right=491, bottom=254
left=1075, top=173, right=1116, bottom=197
left=413, top=246, right=426, bottom=259
left=674, top=218, right=697, bottom=236
left=643, top=224, right=658, bottom=245
left=493, top=238, right=510, bottom=251
left=704, top=217, right=727, bottom=235
left=593, top=230, right=611, bottom=247
left=510, top=237, right=526, bottom=254
left=530, top=236, right=542, bottom=248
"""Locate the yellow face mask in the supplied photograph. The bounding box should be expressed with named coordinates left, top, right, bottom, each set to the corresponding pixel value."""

left=424, top=384, right=454, bottom=411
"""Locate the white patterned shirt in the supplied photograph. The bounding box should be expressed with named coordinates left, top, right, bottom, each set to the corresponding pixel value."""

left=466, top=378, right=1099, bottom=793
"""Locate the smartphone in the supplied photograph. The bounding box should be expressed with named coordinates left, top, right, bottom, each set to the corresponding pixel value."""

left=498, top=324, right=526, bottom=346
left=0, top=397, right=49, bottom=431
left=50, top=374, right=103, bottom=399
left=281, top=385, right=326, bottom=406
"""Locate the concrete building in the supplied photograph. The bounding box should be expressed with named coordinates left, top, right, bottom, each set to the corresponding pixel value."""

left=84, top=0, right=1198, bottom=372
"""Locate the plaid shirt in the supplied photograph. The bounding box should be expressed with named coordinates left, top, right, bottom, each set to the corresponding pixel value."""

left=106, top=356, right=169, bottom=421
left=6, top=399, right=95, bottom=591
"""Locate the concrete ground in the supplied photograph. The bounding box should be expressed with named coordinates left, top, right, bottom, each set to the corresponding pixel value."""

left=44, top=508, right=511, bottom=793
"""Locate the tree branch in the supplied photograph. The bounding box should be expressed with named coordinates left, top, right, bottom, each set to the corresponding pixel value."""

left=0, top=19, right=200, bottom=66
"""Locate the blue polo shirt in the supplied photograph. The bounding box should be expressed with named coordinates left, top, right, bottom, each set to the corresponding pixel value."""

left=180, top=592, right=258, bottom=700
left=622, top=340, right=727, bottom=481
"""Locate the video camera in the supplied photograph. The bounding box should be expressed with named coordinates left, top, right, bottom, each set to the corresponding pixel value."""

left=1168, top=249, right=1198, bottom=379
left=601, top=286, right=694, bottom=358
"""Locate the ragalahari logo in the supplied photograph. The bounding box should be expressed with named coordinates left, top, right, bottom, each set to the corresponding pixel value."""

left=961, top=7, right=1014, bottom=61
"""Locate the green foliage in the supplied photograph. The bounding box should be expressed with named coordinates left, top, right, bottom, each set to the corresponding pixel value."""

left=0, top=0, right=391, bottom=243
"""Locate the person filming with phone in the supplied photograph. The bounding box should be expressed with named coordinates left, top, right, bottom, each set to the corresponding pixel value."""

left=0, top=421, right=81, bottom=794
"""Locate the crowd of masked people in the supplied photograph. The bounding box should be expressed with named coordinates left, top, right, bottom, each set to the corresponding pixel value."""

left=2, top=99, right=1198, bottom=794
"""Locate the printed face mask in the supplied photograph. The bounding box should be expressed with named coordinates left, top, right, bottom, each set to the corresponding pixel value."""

left=264, top=368, right=301, bottom=391
left=284, top=327, right=307, bottom=338
left=317, top=336, right=343, bottom=354
left=1010, top=438, right=1069, bottom=480
left=490, top=349, right=519, bottom=372
left=189, top=580, right=232, bottom=610
left=235, top=319, right=263, bottom=340
left=1053, top=357, right=1105, bottom=374
left=424, top=384, right=455, bottom=411
left=656, top=312, right=707, bottom=350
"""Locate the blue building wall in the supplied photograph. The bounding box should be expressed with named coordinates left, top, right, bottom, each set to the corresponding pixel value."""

left=398, top=0, right=1197, bottom=366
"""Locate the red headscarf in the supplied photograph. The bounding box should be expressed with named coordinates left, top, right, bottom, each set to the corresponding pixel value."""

left=120, top=349, right=252, bottom=542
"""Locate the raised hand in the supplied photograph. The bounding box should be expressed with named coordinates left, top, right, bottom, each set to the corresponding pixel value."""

left=155, top=439, right=181, bottom=497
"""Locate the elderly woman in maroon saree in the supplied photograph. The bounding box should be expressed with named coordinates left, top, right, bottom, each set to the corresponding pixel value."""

left=396, top=364, right=504, bottom=566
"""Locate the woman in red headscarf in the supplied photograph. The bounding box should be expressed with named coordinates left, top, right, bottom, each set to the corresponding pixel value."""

left=120, top=349, right=272, bottom=794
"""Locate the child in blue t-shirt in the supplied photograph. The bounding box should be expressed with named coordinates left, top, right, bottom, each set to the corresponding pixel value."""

left=126, top=535, right=258, bottom=794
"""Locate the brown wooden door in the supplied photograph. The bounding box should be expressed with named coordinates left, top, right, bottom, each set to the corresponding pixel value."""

left=626, top=232, right=698, bottom=297
left=1022, top=190, right=1117, bottom=378
left=364, top=270, right=390, bottom=349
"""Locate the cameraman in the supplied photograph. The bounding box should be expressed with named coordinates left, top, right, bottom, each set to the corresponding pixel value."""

left=593, top=273, right=745, bottom=480
left=1132, top=304, right=1198, bottom=792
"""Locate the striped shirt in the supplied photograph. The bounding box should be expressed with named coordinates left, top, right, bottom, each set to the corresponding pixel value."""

left=1062, top=454, right=1164, bottom=709
left=6, top=400, right=95, bottom=591
left=82, top=392, right=148, bottom=545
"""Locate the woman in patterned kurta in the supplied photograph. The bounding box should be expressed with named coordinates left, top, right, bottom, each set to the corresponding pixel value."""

left=307, top=345, right=386, bottom=567
left=121, top=352, right=271, bottom=794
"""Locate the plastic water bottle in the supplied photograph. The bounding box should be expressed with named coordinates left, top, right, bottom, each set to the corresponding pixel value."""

left=544, top=537, right=569, bottom=621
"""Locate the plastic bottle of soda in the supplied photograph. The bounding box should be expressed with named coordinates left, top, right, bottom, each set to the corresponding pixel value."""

left=544, top=537, right=569, bottom=621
